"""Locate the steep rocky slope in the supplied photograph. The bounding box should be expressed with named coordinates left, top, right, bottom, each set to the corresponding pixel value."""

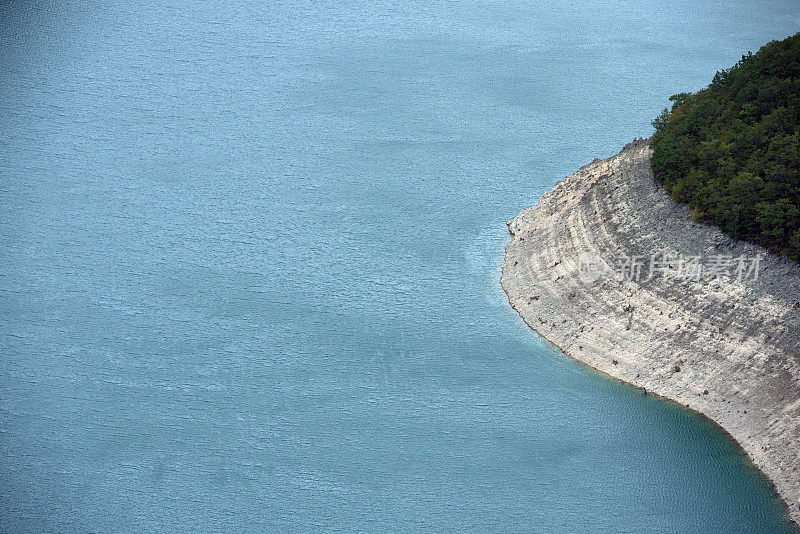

left=501, top=140, right=800, bottom=526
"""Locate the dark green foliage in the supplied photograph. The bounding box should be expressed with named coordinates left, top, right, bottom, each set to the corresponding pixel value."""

left=651, top=33, right=800, bottom=259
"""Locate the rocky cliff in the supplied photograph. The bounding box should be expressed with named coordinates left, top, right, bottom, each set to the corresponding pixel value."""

left=501, top=140, right=800, bottom=526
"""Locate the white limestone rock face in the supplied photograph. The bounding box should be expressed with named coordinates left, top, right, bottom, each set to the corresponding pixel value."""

left=501, top=140, right=800, bottom=527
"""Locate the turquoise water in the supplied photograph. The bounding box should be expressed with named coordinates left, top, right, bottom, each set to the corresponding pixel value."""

left=1, top=0, right=799, bottom=531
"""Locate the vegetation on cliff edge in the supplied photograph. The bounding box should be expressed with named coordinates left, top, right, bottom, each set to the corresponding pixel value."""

left=651, top=33, right=800, bottom=259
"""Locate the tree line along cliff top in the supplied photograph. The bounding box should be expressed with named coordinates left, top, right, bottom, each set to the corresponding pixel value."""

left=650, top=32, right=800, bottom=259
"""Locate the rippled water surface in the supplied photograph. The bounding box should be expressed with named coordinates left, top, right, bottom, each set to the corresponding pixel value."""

left=2, top=1, right=799, bottom=532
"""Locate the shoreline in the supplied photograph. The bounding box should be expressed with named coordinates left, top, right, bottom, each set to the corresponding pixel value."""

left=500, top=140, right=800, bottom=527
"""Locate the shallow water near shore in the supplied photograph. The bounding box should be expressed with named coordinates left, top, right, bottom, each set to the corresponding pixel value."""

left=1, top=0, right=799, bottom=532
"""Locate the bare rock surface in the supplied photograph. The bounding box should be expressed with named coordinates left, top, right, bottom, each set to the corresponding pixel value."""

left=501, top=140, right=800, bottom=526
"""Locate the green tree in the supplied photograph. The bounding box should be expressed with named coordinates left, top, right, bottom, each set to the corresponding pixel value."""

left=650, top=32, right=800, bottom=258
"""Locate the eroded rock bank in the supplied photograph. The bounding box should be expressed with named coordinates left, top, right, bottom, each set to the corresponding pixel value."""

left=501, top=140, right=800, bottom=526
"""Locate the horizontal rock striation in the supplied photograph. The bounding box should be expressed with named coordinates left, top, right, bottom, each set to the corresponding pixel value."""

left=501, top=140, right=800, bottom=526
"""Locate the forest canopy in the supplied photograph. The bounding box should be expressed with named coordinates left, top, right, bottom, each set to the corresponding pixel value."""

left=650, top=32, right=800, bottom=259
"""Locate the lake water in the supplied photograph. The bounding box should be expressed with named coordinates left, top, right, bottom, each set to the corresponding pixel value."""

left=1, top=1, right=799, bottom=532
